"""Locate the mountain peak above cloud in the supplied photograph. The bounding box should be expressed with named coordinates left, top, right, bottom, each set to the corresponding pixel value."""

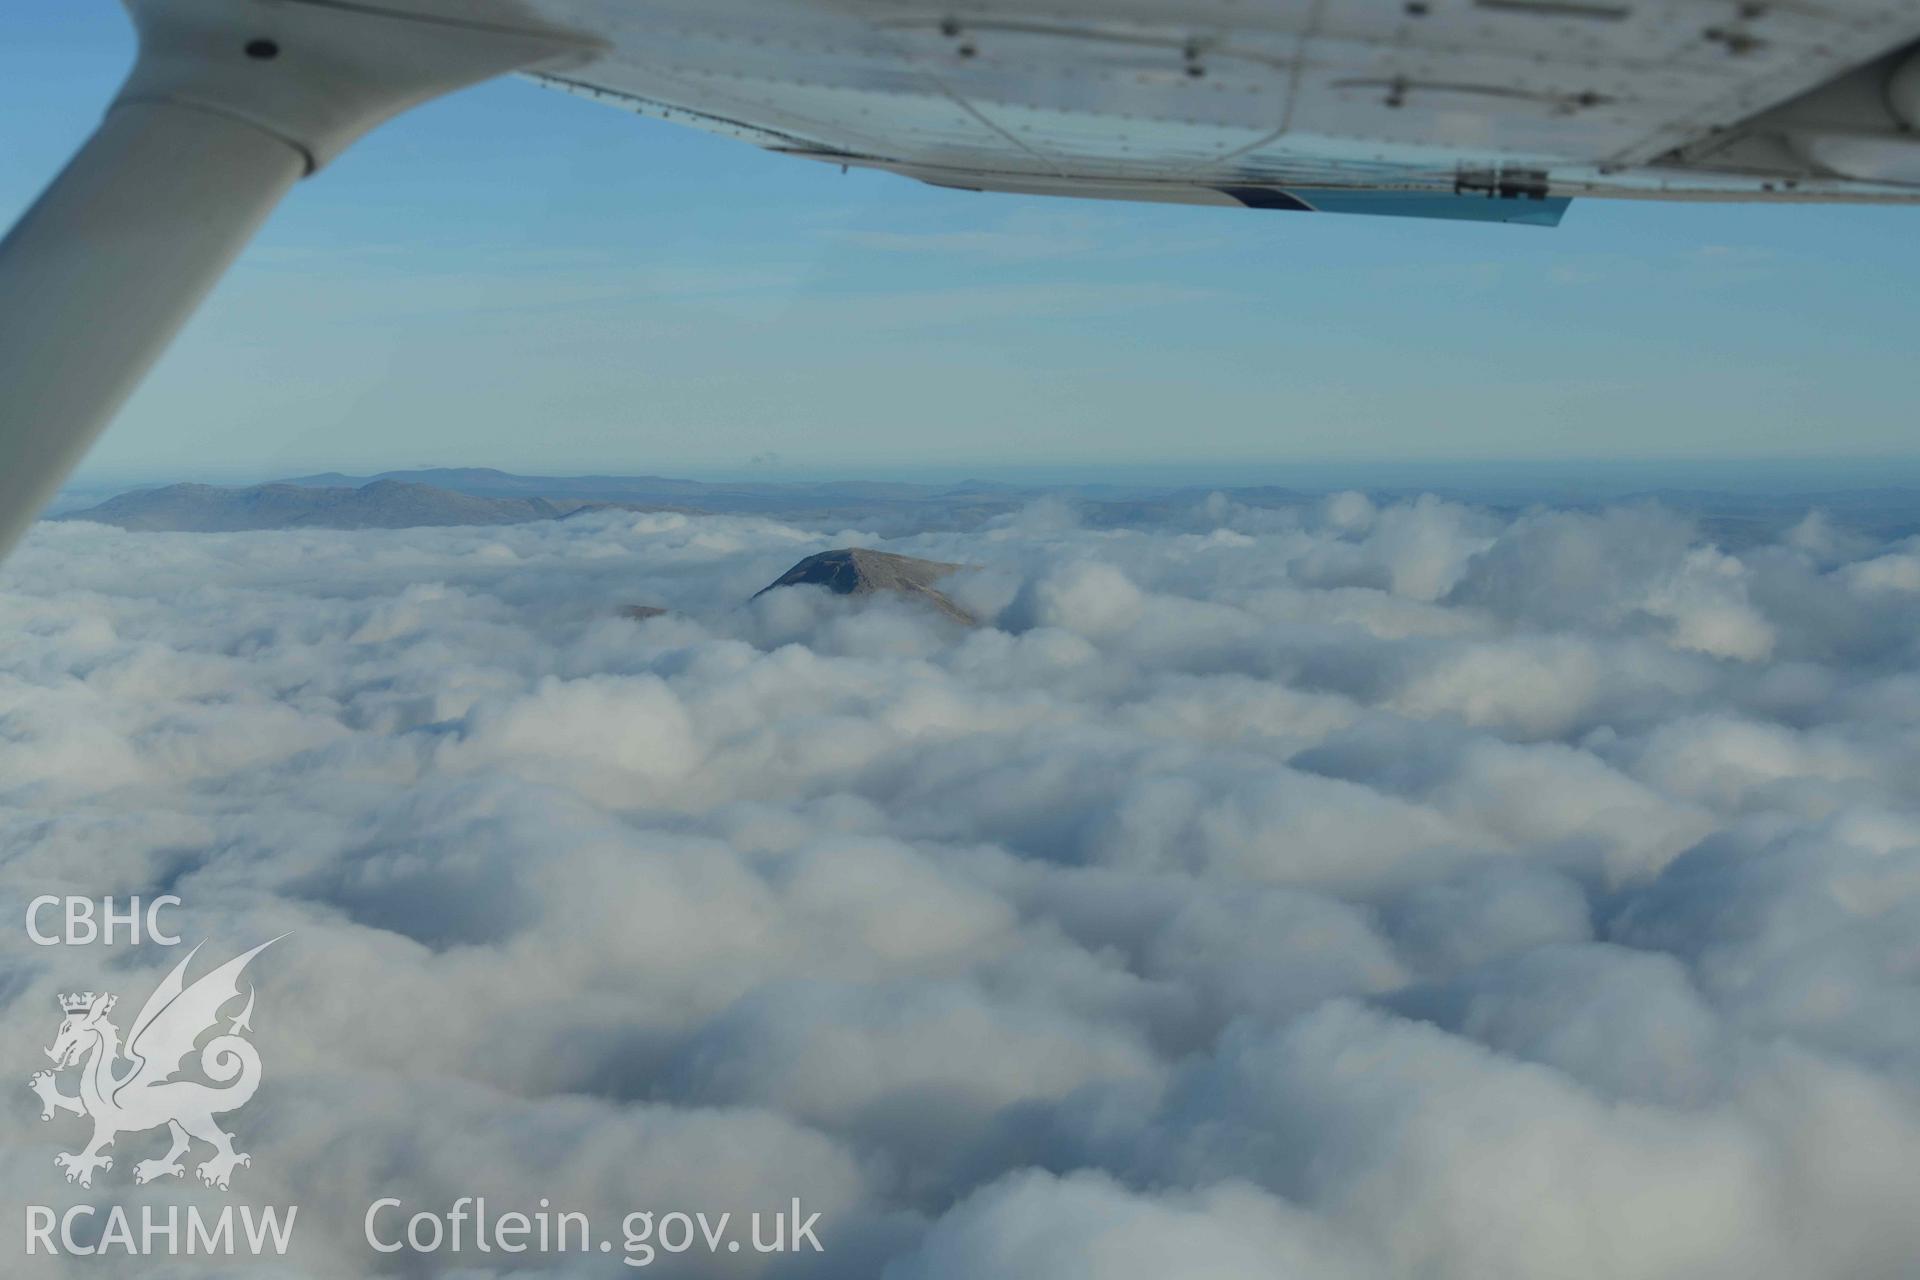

left=754, top=547, right=974, bottom=623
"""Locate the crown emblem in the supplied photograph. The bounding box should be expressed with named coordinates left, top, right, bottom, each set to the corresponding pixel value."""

left=58, top=992, right=111, bottom=1015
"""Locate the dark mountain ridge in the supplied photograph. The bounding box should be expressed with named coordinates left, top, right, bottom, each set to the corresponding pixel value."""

left=58, top=480, right=583, bottom=532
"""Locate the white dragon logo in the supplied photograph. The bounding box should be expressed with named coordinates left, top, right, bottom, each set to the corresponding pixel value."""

left=28, top=938, right=281, bottom=1190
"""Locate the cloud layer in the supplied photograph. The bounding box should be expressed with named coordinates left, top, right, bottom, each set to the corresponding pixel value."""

left=4, top=494, right=1919, bottom=1276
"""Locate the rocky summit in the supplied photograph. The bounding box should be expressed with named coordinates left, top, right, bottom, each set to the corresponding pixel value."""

left=754, top=548, right=973, bottom=624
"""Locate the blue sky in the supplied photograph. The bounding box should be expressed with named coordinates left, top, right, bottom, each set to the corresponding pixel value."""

left=5, top=5, right=1919, bottom=484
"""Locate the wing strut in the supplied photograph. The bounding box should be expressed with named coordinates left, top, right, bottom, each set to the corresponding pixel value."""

left=0, top=0, right=596, bottom=559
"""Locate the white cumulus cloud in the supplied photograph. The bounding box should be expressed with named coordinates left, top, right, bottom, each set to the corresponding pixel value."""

left=3, top=492, right=1918, bottom=1276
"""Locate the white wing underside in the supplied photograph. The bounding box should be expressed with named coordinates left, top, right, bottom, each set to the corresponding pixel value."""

left=487, top=0, right=1920, bottom=219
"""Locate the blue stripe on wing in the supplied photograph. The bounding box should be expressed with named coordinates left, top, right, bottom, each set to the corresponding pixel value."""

left=1220, top=186, right=1570, bottom=226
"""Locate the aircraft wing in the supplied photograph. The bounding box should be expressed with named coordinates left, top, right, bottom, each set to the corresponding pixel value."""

left=520, top=0, right=1920, bottom=225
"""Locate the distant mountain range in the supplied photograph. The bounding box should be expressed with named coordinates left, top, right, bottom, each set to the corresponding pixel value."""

left=57, top=467, right=1327, bottom=535
left=275, top=467, right=1036, bottom=532
left=280, top=467, right=1019, bottom=510
left=283, top=467, right=1008, bottom=498
left=53, top=466, right=1920, bottom=543
left=60, top=469, right=1035, bottom=534
left=55, top=480, right=610, bottom=532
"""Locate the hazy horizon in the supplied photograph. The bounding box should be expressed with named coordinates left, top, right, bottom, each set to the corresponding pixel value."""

left=62, top=452, right=1920, bottom=499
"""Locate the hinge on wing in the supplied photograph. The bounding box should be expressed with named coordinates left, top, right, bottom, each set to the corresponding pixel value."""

left=1455, top=167, right=1553, bottom=200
